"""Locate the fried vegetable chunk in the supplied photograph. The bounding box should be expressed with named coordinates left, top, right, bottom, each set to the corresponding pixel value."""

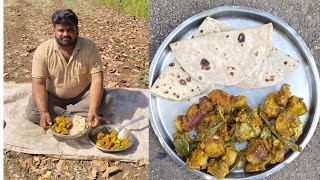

left=244, top=162, right=267, bottom=172
left=275, top=84, right=291, bottom=107
left=233, top=123, right=256, bottom=142
left=175, top=115, right=186, bottom=132
left=207, top=159, right=230, bottom=179
left=200, top=135, right=225, bottom=158
left=231, top=95, right=248, bottom=110
left=275, top=110, right=303, bottom=140
left=208, top=90, right=232, bottom=114
left=286, top=96, right=308, bottom=116
left=199, top=96, right=214, bottom=114
left=220, top=145, right=238, bottom=166
left=268, top=147, right=285, bottom=164
left=246, top=139, right=268, bottom=164
left=259, top=93, right=281, bottom=119
left=183, top=104, right=205, bottom=129
left=186, top=148, right=209, bottom=170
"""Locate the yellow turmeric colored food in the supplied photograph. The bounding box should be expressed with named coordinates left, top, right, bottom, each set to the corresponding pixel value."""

left=95, top=129, right=131, bottom=150
left=51, top=116, right=73, bottom=135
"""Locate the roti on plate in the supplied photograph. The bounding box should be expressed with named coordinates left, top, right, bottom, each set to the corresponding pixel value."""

left=194, top=17, right=300, bottom=89
left=170, top=23, right=273, bottom=85
left=150, top=59, right=210, bottom=100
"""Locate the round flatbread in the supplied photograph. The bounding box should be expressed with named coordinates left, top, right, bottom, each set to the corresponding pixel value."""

left=150, top=59, right=210, bottom=101
left=170, top=23, right=273, bottom=85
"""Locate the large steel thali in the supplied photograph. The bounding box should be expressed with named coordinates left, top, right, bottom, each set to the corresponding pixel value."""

left=149, top=6, right=320, bottom=180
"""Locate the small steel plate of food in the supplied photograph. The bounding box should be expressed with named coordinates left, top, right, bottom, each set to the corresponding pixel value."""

left=50, top=115, right=90, bottom=138
left=88, top=124, right=135, bottom=152
left=149, top=6, right=320, bottom=179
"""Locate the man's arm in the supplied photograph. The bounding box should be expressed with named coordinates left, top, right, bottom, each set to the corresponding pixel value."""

left=32, top=78, right=51, bottom=128
left=88, top=72, right=103, bottom=127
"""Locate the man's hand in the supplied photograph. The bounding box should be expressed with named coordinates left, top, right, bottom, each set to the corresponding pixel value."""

left=88, top=111, right=100, bottom=128
left=40, top=112, right=52, bottom=129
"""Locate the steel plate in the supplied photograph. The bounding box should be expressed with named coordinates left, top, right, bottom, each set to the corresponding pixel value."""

left=149, top=6, right=320, bottom=180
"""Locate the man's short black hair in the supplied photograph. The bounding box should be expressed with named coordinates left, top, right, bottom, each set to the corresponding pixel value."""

left=51, top=9, right=78, bottom=27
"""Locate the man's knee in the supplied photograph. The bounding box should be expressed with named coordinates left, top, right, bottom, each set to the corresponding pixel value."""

left=25, top=96, right=40, bottom=124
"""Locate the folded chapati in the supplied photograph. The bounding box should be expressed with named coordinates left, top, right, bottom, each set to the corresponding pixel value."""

left=195, top=17, right=300, bottom=89
left=150, top=59, right=210, bottom=100
left=170, top=23, right=273, bottom=85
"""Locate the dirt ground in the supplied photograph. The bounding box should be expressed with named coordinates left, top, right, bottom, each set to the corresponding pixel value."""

left=3, top=0, right=148, bottom=179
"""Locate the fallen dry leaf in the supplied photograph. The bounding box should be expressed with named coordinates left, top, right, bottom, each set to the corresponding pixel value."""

left=122, top=171, right=129, bottom=179
left=56, top=160, right=66, bottom=172
left=20, top=52, right=29, bottom=57
left=102, top=166, right=121, bottom=178
left=99, top=162, right=109, bottom=172
left=41, top=171, right=52, bottom=178
left=21, top=157, right=33, bottom=168
left=138, top=158, right=146, bottom=167
left=92, top=159, right=105, bottom=167
left=88, top=168, right=98, bottom=180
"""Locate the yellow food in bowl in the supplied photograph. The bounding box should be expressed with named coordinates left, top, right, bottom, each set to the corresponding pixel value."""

left=51, top=116, right=73, bottom=135
left=95, top=129, right=131, bottom=150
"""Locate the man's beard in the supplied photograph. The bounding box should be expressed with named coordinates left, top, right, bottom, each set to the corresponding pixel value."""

left=56, top=36, right=77, bottom=47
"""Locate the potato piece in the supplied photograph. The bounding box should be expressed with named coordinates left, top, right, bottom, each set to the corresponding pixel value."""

left=286, top=96, right=308, bottom=116
left=220, top=145, right=238, bottom=166
left=200, top=135, right=225, bottom=158
left=231, top=95, right=247, bottom=110
left=275, top=110, right=303, bottom=140
left=199, top=96, right=214, bottom=114
left=259, top=93, right=281, bottom=119
left=268, top=147, right=285, bottom=164
left=246, top=139, right=268, bottom=164
left=207, top=89, right=232, bottom=114
left=175, top=115, right=185, bottom=133
left=207, top=159, right=229, bottom=179
left=186, top=148, right=208, bottom=170
left=244, top=162, right=267, bottom=172
left=275, top=84, right=291, bottom=107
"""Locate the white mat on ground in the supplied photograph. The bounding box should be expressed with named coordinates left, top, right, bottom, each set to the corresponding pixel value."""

left=3, top=82, right=149, bottom=163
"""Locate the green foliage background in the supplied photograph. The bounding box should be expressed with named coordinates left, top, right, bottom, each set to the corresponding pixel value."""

left=97, top=0, right=148, bottom=21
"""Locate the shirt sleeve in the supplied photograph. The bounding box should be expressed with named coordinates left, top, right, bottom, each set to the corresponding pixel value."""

left=32, top=46, right=48, bottom=78
left=89, top=42, right=103, bottom=74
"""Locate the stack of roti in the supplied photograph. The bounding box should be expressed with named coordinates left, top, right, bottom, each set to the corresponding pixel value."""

left=70, top=115, right=88, bottom=135
left=151, top=17, right=300, bottom=101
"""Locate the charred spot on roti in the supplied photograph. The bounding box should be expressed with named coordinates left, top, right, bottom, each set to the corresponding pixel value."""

left=226, top=35, right=230, bottom=38
left=238, top=33, right=245, bottom=43
left=176, top=95, right=180, bottom=99
left=173, top=93, right=176, bottom=95
left=284, top=61, right=288, bottom=65
left=197, top=51, right=200, bottom=54
left=164, top=91, right=169, bottom=94
left=241, top=44, right=244, bottom=47
left=180, top=79, right=187, bottom=85
left=180, top=67, right=185, bottom=71
left=227, top=66, right=237, bottom=70
left=169, top=87, right=172, bottom=89
left=164, top=84, right=166, bottom=86
left=255, top=52, right=259, bottom=56
left=191, top=89, right=194, bottom=92
left=215, top=47, right=218, bottom=50
left=156, top=86, right=159, bottom=88
left=287, top=55, right=291, bottom=57
left=198, top=76, right=202, bottom=81
left=177, top=75, right=180, bottom=78
left=265, top=75, right=275, bottom=82
left=200, top=29, right=203, bottom=33
left=230, top=72, right=234, bottom=76
left=187, top=77, right=191, bottom=82
left=169, top=62, right=175, bottom=67
left=200, top=58, right=211, bottom=70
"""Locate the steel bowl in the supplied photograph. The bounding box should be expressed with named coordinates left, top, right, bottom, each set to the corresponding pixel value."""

left=88, top=124, right=135, bottom=152
left=50, top=115, right=91, bottom=139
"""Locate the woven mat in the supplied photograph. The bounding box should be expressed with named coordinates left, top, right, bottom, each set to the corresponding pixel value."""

left=3, top=82, right=149, bottom=163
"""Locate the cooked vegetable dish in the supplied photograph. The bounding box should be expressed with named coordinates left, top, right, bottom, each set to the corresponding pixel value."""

left=173, top=84, right=308, bottom=179
left=95, top=129, right=131, bottom=150
left=51, top=116, right=73, bottom=135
